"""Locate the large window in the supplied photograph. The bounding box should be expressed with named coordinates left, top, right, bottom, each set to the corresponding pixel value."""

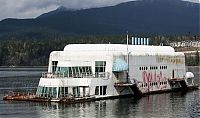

left=56, top=66, right=92, bottom=77
left=58, top=87, right=68, bottom=97
left=95, top=61, right=106, bottom=73
left=95, top=86, right=107, bottom=95
left=36, top=86, right=58, bottom=98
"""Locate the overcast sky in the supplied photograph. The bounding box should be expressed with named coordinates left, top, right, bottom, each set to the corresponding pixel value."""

left=0, top=0, right=199, bottom=21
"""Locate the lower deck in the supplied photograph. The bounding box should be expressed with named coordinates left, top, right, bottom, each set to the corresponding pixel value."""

left=3, top=83, right=199, bottom=103
left=3, top=85, right=199, bottom=104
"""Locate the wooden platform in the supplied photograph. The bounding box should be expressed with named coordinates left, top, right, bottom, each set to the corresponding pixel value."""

left=168, top=78, right=185, bottom=82
left=114, top=83, right=134, bottom=87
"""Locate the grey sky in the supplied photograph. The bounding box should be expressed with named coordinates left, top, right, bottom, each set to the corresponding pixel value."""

left=0, top=0, right=199, bottom=21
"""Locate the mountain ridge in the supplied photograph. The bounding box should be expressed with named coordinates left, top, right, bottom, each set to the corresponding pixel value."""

left=0, top=0, right=199, bottom=40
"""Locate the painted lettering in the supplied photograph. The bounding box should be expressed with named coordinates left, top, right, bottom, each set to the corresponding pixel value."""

left=142, top=71, right=167, bottom=92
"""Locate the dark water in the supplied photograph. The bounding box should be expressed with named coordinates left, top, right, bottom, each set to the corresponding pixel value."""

left=0, top=67, right=199, bottom=118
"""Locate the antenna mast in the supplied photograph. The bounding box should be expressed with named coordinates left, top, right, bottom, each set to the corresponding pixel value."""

left=126, top=31, right=129, bottom=63
left=126, top=31, right=129, bottom=83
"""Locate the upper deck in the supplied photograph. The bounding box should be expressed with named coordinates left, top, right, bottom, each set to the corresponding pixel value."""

left=63, top=44, right=175, bottom=53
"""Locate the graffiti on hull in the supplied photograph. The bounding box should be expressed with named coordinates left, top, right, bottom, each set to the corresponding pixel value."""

left=142, top=71, right=168, bottom=92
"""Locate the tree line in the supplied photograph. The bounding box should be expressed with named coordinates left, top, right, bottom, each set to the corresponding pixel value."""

left=0, top=35, right=124, bottom=66
left=0, top=35, right=199, bottom=66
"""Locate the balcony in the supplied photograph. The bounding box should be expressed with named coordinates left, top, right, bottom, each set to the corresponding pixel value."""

left=41, top=72, right=110, bottom=79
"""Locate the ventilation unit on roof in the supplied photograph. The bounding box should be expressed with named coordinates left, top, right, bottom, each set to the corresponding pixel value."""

left=131, top=37, right=149, bottom=45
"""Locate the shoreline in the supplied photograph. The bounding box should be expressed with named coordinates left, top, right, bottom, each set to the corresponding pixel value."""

left=0, top=66, right=199, bottom=68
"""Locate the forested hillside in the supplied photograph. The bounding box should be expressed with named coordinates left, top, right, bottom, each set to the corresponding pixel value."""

left=0, top=35, right=125, bottom=66
left=0, top=35, right=199, bottom=66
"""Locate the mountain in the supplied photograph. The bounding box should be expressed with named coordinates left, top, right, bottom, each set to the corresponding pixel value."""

left=38, top=6, right=77, bottom=19
left=0, top=0, right=199, bottom=39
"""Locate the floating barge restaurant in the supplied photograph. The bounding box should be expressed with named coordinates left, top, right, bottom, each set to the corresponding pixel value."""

left=3, top=41, right=199, bottom=102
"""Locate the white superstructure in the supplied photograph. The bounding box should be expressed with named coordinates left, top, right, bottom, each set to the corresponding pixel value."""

left=36, top=44, right=195, bottom=100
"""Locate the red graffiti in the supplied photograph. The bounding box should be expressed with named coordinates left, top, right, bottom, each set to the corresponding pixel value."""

left=142, top=71, right=167, bottom=91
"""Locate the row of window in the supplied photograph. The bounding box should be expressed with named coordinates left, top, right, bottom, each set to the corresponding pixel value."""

left=36, top=86, right=57, bottom=98
left=36, top=86, right=108, bottom=98
left=36, top=86, right=90, bottom=98
left=140, top=81, right=168, bottom=88
left=139, top=66, right=168, bottom=71
left=140, top=66, right=148, bottom=70
left=56, top=66, right=92, bottom=75
left=160, top=66, right=167, bottom=70
left=54, top=61, right=106, bottom=75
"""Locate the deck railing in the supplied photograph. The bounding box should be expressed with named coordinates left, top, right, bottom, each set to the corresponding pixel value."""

left=41, top=72, right=110, bottom=79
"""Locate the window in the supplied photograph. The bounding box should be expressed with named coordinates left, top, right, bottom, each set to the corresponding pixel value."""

left=59, top=87, right=68, bottom=97
left=103, top=86, right=107, bottom=95
left=95, top=86, right=107, bottom=95
left=95, top=86, right=99, bottom=95
left=73, top=87, right=80, bottom=97
left=56, top=66, right=92, bottom=77
left=100, top=86, right=103, bottom=95
left=59, top=87, right=64, bottom=97
left=52, top=61, right=58, bottom=73
left=86, top=66, right=92, bottom=74
left=160, top=66, right=168, bottom=70
left=139, top=66, right=148, bottom=71
left=65, top=87, right=68, bottom=95
left=36, top=86, right=42, bottom=97
left=44, top=87, right=48, bottom=97
left=52, top=87, right=57, bottom=98
left=36, top=87, right=59, bottom=98
left=74, top=67, right=79, bottom=74
left=69, top=67, right=72, bottom=75
left=95, top=61, right=106, bottom=73
left=149, top=66, right=158, bottom=70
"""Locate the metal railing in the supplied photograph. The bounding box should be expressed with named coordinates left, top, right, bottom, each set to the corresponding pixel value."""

left=41, top=72, right=110, bottom=79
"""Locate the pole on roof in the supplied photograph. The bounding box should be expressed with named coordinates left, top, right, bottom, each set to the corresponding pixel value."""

left=126, top=31, right=129, bottom=62
left=126, top=31, right=129, bottom=83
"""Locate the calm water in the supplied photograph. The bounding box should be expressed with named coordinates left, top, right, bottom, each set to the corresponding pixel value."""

left=0, top=67, right=199, bottom=118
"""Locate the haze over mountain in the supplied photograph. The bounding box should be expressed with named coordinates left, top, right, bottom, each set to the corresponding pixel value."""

left=0, top=0, right=199, bottom=39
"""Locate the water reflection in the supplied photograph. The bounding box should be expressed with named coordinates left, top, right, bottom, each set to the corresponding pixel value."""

left=0, top=67, right=199, bottom=118
left=24, top=90, right=197, bottom=118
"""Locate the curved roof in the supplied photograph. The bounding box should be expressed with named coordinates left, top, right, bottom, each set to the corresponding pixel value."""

left=185, top=72, right=194, bottom=78
left=63, top=44, right=175, bottom=53
left=112, top=58, right=128, bottom=72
